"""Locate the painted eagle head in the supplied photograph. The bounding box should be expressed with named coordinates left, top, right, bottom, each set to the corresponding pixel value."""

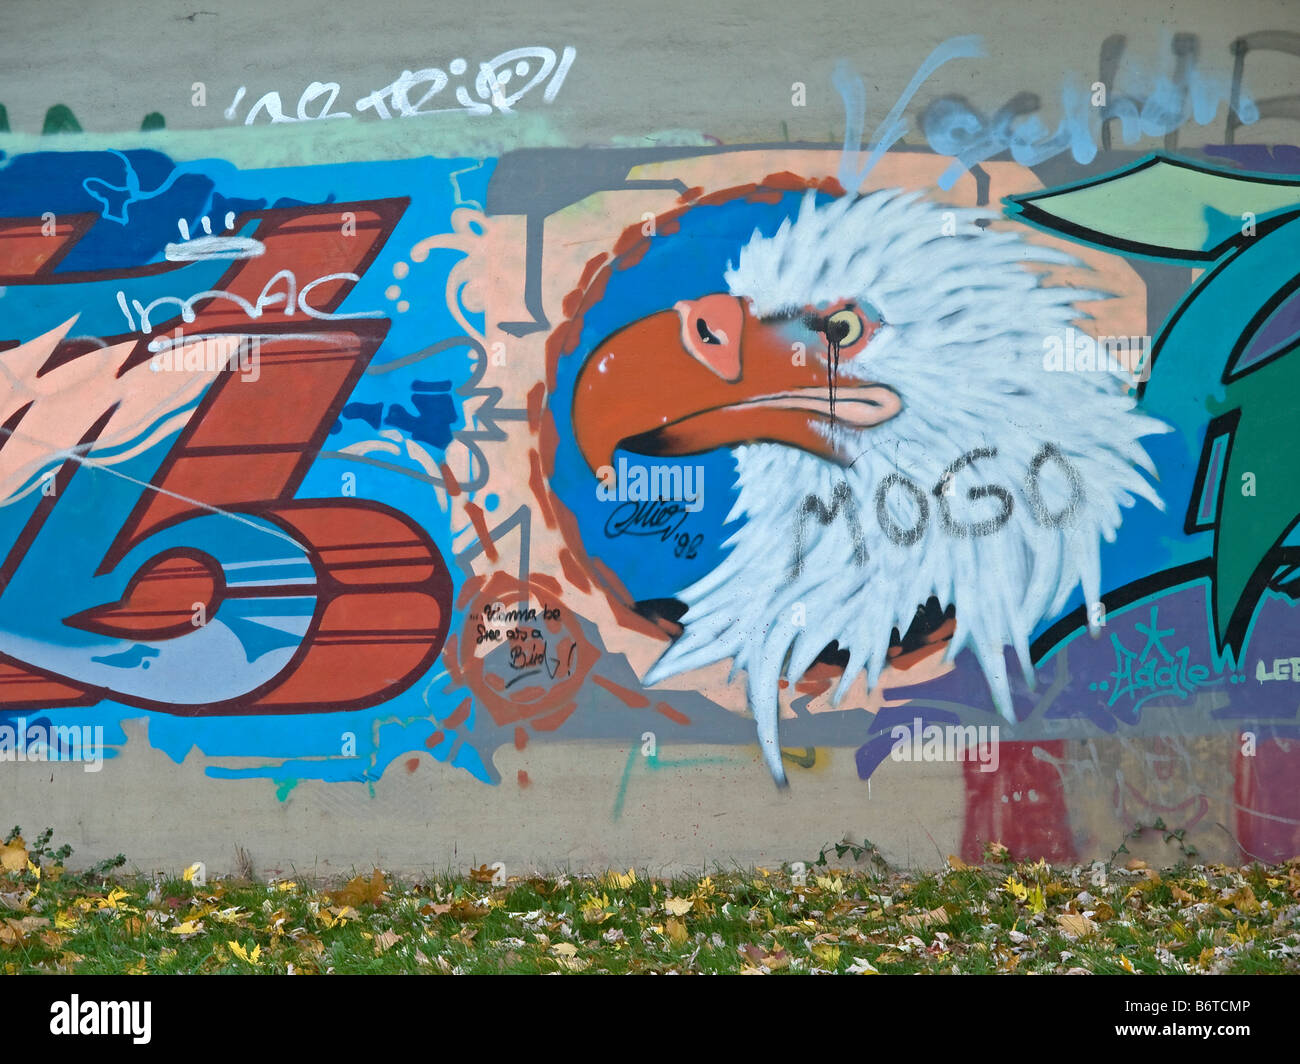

left=573, top=189, right=1169, bottom=784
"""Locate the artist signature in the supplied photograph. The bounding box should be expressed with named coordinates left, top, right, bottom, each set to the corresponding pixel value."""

left=603, top=501, right=705, bottom=559
left=604, top=500, right=687, bottom=543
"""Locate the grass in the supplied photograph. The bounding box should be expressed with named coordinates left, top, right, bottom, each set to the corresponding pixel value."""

left=2, top=828, right=1298, bottom=974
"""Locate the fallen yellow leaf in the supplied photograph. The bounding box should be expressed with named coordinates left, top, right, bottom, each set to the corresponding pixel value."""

left=1056, top=913, right=1098, bottom=939
left=97, top=887, right=131, bottom=910
left=1003, top=875, right=1029, bottom=901
left=0, top=839, right=27, bottom=873
left=1229, top=885, right=1261, bottom=915
left=900, top=906, right=950, bottom=931
left=580, top=894, right=613, bottom=924
left=228, top=940, right=261, bottom=965
left=811, top=943, right=841, bottom=967
left=603, top=869, right=637, bottom=890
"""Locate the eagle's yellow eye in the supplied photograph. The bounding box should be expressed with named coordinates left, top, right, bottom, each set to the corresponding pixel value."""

left=826, top=308, right=864, bottom=347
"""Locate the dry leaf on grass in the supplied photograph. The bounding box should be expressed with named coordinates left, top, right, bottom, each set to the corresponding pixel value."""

left=811, top=943, right=841, bottom=967
left=1057, top=913, right=1098, bottom=939
left=448, top=898, right=488, bottom=921
left=329, top=869, right=389, bottom=908
left=665, top=917, right=689, bottom=946
left=899, top=906, right=949, bottom=931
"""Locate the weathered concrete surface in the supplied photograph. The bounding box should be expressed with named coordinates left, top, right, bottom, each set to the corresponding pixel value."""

left=4, top=0, right=1297, bottom=145
left=0, top=720, right=1248, bottom=876
left=1, top=2, right=1297, bottom=875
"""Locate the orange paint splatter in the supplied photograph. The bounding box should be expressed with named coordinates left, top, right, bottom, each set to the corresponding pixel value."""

left=425, top=730, right=446, bottom=748
left=455, top=574, right=487, bottom=610
left=528, top=449, right=558, bottom=528
left=514, top=726, right=528, bottom=750
left=611, top=224, right=645, bottom=259
left=442, top=698, right=472, bottom=730
left=592, top=674, right=650, bottom=709
left=517, top=770, right=531, bottom=788
left=888, top=618, right=956, bottom=670
left=538, top=416, right=558, bottom=476
left=526, top=382, right=546, bottom=433
left=531, top=703, right=578, bottom=732
left=509, top=685, right=545, bottom=701
left=463, top=501, right=498, bottom=562
left=698, top=183, right=758, bottom=207
left=795, top=662, right=837, bottom=695
left=531, top=573, right=562, bottom=597
left=558, top=548, right=592, bottom=593
left=405, top=757, right=420, bottom=773
left=654, top=701, right=691, bottom=726
left=577, top=251, right=608, bottom=293
left=441, top=572, right=597, bottom=733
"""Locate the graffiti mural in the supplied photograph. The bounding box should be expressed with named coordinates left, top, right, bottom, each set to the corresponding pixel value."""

left=3, top=28, right=1300, bottom=866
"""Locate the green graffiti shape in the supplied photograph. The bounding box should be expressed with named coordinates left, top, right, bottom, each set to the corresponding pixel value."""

left=1007, top=154, right=1300, bottom=654
left=41, top=104, right=82, bottom=134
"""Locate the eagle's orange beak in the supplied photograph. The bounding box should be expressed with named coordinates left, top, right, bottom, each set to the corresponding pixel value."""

left=572, top=294, right=900, bottom=473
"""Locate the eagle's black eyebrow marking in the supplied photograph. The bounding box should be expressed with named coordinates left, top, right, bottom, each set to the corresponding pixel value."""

left=804, top=306, right=856, bottom=345
left=756, top=308, right=804, bottom=325
left=760, top=303, right=875, bottom=340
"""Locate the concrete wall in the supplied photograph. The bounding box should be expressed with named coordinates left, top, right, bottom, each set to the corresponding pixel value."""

left=1, top=1, right=1298, bottom=874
